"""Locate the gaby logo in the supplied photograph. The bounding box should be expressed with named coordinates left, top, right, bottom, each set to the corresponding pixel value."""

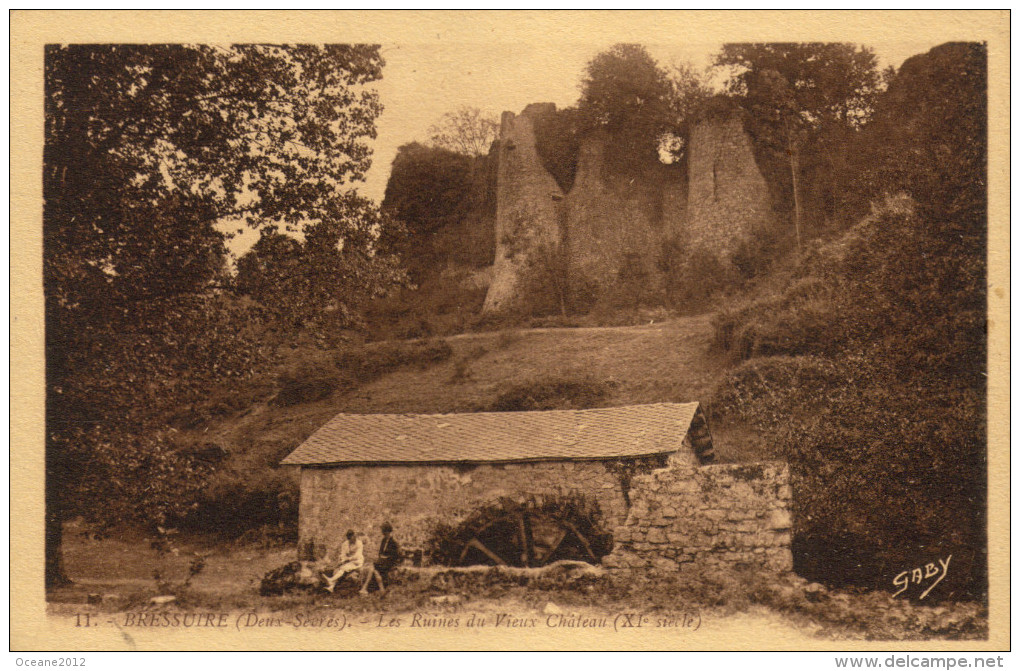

left=892, top=555, right=951, bottom=600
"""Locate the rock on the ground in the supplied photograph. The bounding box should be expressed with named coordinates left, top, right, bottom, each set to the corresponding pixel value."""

left=430, top=595, right=464, bottom=604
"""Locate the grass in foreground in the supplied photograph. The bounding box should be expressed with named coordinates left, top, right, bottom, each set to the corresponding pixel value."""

left=51, top=530, right=987, bottom=641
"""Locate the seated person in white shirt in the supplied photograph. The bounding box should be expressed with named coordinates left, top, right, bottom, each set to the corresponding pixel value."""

left=322, top=529, right=364, bottom=593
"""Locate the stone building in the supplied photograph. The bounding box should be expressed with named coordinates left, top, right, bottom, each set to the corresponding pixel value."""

left=281, top=402, right=793, bottom=574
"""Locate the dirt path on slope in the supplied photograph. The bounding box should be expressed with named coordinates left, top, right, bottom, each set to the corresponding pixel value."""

left=197, top=313, right=754, bottom=475
left=339, top=314, right=724, bottom=414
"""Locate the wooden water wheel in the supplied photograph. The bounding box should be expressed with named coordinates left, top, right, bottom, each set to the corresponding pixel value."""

left=455, top=510, right=600, bottom=568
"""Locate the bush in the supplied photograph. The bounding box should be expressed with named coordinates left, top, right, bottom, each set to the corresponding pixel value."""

left=710, top=352, right=986, bottom=597
left=169, top=375, right=278, bottom=429
left=730, top=219, right=786, bottom=280
left=488, top=377, right=615, bottom=412
left=711, top=277, right=839, bottom=360
left=446, top=344, right=489, bottom=385
left=514, top=243, right=571, bottom=318
left=186, top=467, right=299, bottom=537
left=590, top=251, right=663, bottom=316
left=362, top=269, right=490, bottom=341
left=273, top=360, right=342, bottom=407
left=335, top=338, right=453, bottom=384
left=658, top=237, right=742, bottom=310
left=707, top=355, right=844, bottom=422
left=709, top=196, right=987, bottom=597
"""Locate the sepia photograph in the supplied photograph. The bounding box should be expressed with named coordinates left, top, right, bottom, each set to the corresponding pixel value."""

left=10, top=10, right=1009, bottom=655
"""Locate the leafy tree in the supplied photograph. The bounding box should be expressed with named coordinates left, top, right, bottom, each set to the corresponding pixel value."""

left=665, top=61, right=714, bottom=126
left=44, top=44, right=396, bottom=587
left=709, top=43, right=988, bottom=594
left=380, top=142, right=474, bottom=279
left=427, top=106, right=499, bottom=157
left=234, top=215, right=404, bottom=335
left=578, top=44, right=677, bottom=167
left=715, top=43, right=881, bottom=249
left=532, top=106, right=582, bottom=193
left=657, top=61, right=714, bottom=161
left=717, top=43, right=881, bottom=128
left=856, top=42, right=987, bottom=231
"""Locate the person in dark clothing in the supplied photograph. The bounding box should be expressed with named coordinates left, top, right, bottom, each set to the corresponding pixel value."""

left=360, top=522, right=400, bottom=595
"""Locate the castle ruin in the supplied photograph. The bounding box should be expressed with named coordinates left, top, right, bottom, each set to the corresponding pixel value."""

left=482, top=103, right=770, bottom=313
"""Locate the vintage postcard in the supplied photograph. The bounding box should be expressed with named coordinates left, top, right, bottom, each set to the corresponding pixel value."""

left=10, top=10, right=1010, bottom=655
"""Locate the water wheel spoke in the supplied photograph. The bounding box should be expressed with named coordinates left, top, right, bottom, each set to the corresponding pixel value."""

left=460, top=537, right=508, bottom=566
left=445, top=498, right=607, bottom=567
left=561, top=520, right=598, bottom=562
left=516, top=513, right=529, bottom=567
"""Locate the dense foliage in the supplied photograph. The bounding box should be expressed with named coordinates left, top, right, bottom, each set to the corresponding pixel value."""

left=379, top=142, right=476, bottom=277
left=709, top=44, right=987, bottom=596
left=44, top=44, right=396, bottom=585
left=853, top=42, right=988, bottom=231
left=716, top=43, right=882, bottom=241
left=578, top=44, right=677, bottom=163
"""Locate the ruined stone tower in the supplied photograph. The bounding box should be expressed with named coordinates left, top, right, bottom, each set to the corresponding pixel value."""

left=482, top=104, right=565, bottom=313
left=563, top=130, right=672, bottom=290
left=685, top=114, right=770, bottom=258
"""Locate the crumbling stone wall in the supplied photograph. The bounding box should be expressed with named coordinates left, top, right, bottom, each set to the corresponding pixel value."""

left=481, top=104, right=769, bottom=313
left=483, top=104, right=565, bottom=312
left=603, top=462, right=793, bottom=574
left=297, top=450, right=694, bottom=563
left=685, top=114, right=770, bottom=259
left=563, top=132, right=672, bottom=290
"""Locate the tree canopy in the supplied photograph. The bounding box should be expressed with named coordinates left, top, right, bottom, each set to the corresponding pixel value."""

left=714, top=43, right=881, bottom=245
left=427, top=106, right=500, bottom=157
left=716, top=43, right=881, bottom=130
left=857, top=42, right=987, bottom=228
left=44, top=43, right=397, bottom=585
left=577, top=44, right=677, bottom=166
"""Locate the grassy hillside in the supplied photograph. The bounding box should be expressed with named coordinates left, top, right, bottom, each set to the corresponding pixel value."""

left=181, top=314, right=766, bottom=538
left=197, top=315, right=756, bottom=460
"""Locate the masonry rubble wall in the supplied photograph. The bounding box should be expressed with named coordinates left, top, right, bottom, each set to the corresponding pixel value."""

left=563, top=132, right=672, bottom=290
left=297, top=449, right=694, bottom=564
left=603, top=461, right=793, bottom=574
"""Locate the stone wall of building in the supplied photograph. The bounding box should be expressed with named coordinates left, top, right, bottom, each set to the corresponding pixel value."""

left=297, top=449, right=695, bottom=563
left=685, top=114, right=771, bottom=259
left=603, top=461, right=793, bottom=574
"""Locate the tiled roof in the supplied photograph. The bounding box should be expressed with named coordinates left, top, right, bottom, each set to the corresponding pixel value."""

left=281, top=402, right=702, bottom=466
